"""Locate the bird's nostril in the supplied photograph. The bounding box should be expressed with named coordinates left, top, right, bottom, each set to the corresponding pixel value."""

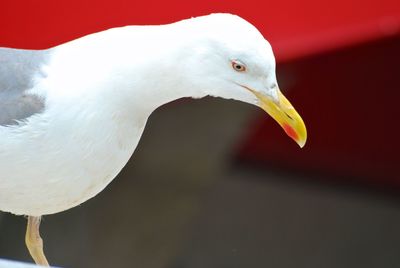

left=284, top=111, right=293, bottom=120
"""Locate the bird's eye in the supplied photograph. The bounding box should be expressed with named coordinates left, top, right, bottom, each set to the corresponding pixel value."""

left=232, top=60, right=246, bottom=72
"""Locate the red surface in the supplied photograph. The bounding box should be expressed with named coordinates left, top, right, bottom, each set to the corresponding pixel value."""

left=1, top=0, right=399, bottom=62
left=237, top=35, right=400, bottom=187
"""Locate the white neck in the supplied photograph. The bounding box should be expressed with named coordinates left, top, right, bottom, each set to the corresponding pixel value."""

left=47, top=20, right=213, bottom=123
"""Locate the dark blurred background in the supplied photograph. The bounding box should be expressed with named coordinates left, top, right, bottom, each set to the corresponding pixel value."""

left=1, top=1, right=400, bottom=267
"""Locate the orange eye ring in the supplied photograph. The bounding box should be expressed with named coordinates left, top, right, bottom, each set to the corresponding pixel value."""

left=232, top=60, right=246, bottom=72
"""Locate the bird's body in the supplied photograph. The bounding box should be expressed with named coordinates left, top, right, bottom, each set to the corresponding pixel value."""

left=1, top=28, right=154, bottom=216
left=0, top=14, right=306, bottom=265
left=0, top=19, right=217, bottom=215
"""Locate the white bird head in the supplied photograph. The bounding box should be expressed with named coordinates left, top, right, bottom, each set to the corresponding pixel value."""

left=67, top=14, right=306, bottom=147
left=177, top=14, right=307, bottom=147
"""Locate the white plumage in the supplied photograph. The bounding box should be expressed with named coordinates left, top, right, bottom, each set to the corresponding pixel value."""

left=0, top=13, right=306, bottom=265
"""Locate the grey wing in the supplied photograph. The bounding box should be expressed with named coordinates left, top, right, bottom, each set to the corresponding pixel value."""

left=0, top=47, right=51, bottom=126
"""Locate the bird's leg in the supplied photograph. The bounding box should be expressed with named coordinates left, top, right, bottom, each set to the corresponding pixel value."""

left=25, top=216, right=49, bottom=266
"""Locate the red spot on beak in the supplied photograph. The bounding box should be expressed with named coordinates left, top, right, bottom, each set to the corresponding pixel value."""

left=283, top=123, right=299, bottom=142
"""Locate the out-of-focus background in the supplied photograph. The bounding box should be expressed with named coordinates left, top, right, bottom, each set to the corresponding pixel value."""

left=1, top=1, right=400, bottom=267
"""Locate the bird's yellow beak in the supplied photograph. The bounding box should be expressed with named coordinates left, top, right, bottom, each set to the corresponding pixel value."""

left=249, top=87, right=307, bottom=148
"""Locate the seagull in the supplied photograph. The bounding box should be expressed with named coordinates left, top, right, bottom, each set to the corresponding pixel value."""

left=0, top=13, right=306, bottom=266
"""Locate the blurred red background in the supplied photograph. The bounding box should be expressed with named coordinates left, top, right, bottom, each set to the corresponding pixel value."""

left=1, top=0, right=399, bottom=60
left=1, top=0, right=400, bottom=187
